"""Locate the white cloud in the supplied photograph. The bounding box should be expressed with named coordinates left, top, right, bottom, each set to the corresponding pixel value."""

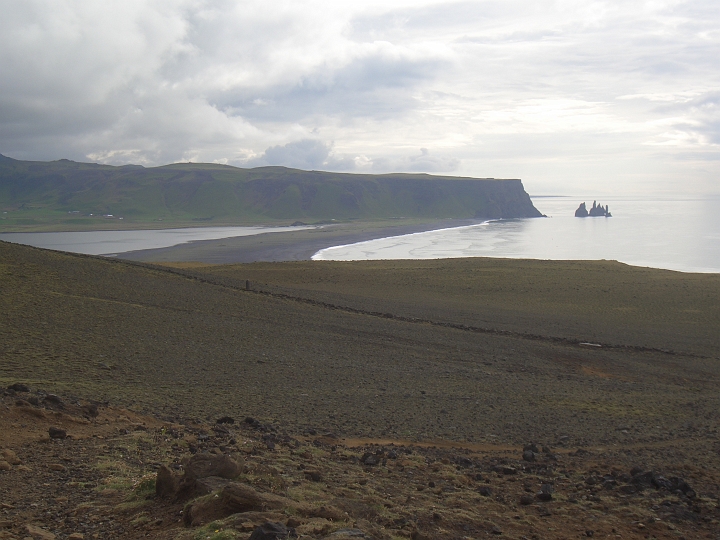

left=0, top=0, right=718, bottom=194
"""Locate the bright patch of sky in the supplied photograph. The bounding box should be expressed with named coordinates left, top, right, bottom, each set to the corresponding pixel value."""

left=0, top=0, right=718, bottom=195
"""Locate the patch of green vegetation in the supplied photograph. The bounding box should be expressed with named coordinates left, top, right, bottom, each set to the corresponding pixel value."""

left=193, top=522, right=242, bottom=540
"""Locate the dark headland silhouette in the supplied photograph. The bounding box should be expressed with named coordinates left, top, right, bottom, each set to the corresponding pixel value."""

left=575, top=200, right=612, bottom=217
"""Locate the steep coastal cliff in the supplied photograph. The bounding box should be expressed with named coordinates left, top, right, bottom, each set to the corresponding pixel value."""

left=0, top=155, right=543, bottom=229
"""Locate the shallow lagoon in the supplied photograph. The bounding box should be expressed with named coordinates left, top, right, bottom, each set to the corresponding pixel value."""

left=313, top=196, right=720, bottom=273
left=0, top=225, right=312, bottom=256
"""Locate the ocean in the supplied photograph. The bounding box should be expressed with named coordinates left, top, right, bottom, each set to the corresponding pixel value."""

left=312, top=196, right=720, bottom=273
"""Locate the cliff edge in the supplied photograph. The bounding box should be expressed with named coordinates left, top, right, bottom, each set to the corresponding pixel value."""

left=0, top=157, right=543, bottom=229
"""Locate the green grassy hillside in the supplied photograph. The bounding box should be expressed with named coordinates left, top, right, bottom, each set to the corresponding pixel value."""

left=0, top=155, right=542, bottom=230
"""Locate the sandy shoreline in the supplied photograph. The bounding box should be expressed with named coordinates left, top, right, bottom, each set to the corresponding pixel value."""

left=117, top=218, right=483, bottom=263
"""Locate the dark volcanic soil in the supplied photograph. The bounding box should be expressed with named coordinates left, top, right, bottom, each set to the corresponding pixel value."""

left=118, top=219, right=481, bottom=264
left=2, top=241, right=719, bottom=448
left=1, top=388, right=718, bottom=540
left=1, top=240, right=719, bottom=539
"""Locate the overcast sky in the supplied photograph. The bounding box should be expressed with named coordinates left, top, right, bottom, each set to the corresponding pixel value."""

left=1, top=0, right=718, bottom=195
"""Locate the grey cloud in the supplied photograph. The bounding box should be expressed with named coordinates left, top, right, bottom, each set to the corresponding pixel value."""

left=215, top=51, right=447, bottom=122
left=244, top=140, right=459, bottom=174
left=245, top=139, right=332, bottom=170
left=662, top=92, right=720, bottom=147
left=370, top=148, right=460, bottom=173
left=0, top=1, right=717, bottom=194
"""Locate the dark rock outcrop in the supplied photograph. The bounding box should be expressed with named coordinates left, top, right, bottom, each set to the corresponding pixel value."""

left=575, top=201, right=611, bottom=217
left=156, top=453, right=242, bottom=501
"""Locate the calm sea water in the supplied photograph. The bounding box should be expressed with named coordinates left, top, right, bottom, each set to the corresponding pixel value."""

left=0, top=225, right=311, bottom=256
left=313, top=196, right=720, bottom=273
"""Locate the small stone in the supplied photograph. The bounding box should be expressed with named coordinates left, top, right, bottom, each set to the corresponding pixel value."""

left=82, top=404, right=99, bottom=418
left=0, top=461, right=11, bottom=471
left=304, top=470, right=322, bottom=482
left=44, top=394, right=63, bottom=406
left=502, top=466, right=516, bottom=475
left=48, top=427, right=66, bottom=439
left=1, top=449, right=21, bottom=465
left=536, top=484, right=553, bottom=501
left=585, top=531, right=594, bottom=537
left=48, top=464, right=66, bottom=472
left=360, top=453, right=380, bottom=466
left=25, top=524, right=56, bottom=540
left=519, top=495, right=533, bottom=505
left=490, top=525, right=502, bottom=535
left=8, top=383, right=29, bottom=392
left=478, top=486, right=493, bottom=497
left=216, top=416, right=235, bottom=424
left=522, top=450, right=535, bottom=462
left=68, top=534, right=84, bottom=540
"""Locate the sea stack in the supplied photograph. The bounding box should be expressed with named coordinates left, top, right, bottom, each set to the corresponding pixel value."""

left=575, top=201, right=611, bottom=217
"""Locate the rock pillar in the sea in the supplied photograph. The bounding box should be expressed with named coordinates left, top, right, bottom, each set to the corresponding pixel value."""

left=575, top=201, right=612, bottom=217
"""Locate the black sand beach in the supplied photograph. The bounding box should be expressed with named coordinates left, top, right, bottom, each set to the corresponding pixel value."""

left=117, top=218, right=482, bottom=263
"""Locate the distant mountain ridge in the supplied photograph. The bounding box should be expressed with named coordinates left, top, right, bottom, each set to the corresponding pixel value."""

left=0, top=155, right=543, bottom=229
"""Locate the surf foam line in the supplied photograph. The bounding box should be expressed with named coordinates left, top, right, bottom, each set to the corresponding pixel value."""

left=311, top=220, right=496, bottom=261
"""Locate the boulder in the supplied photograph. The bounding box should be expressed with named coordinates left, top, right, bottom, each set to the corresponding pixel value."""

left=183, top=453, right=241, bottom=480
left=155, top=465, right=181, bottom=498
left=157, top=454, right=241, bottom=501
left=183, top=483, right=291, bottom=526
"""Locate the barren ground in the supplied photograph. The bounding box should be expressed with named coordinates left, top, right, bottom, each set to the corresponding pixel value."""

left=0, top=240, right=719, bottom=539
